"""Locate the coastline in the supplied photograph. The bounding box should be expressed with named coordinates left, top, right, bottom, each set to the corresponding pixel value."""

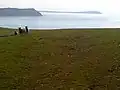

left=0, top=26, right=120, bottom=31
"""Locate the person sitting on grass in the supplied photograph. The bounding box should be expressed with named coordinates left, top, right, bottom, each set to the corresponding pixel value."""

left=18, top=27, right=26, bottom=34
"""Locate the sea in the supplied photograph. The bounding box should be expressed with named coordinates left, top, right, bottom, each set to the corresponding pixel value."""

left=0, top=12, right=120, bottom=29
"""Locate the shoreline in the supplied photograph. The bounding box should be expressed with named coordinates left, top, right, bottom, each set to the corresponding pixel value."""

left=0, top=27, right=120, bottom=30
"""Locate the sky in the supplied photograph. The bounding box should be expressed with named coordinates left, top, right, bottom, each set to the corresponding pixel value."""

left=0, top=0, right=119, bottom=14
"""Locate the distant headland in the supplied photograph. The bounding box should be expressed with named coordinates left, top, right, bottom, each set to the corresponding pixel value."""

left=39, top=10, right=102, bottom=14
left=0, top=8, right=42, bottom=16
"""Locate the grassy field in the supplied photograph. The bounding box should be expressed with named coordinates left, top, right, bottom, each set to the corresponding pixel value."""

left=0, top=28, right=120, bottom=90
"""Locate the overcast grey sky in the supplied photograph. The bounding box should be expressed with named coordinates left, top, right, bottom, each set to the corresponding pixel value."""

left=0, top=0, right=119, bottom=14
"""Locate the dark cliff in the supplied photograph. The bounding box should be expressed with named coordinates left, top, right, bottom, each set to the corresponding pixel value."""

left=0, top=8, right=42, bottom=16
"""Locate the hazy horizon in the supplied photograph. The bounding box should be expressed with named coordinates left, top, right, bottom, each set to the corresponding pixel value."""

left=0, top=0, right=119, bottom=15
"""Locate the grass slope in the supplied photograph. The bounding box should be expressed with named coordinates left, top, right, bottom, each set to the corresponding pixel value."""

left=0, top=28, right=120, bottom=90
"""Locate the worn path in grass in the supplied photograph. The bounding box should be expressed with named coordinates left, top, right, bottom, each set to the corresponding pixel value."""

left=1, top=28, right=120, bottom=90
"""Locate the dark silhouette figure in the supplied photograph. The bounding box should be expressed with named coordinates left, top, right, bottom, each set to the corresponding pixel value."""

left=14, top=30, right=17, bottom=35
left=18, top=27, right=25, bottom=34
left=18, top=27, right=22, bottom=34
left=25, top=26, right=29, bottom=33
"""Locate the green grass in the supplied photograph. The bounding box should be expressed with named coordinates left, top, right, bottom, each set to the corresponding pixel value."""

left=1, top=28, right=120, bottom=90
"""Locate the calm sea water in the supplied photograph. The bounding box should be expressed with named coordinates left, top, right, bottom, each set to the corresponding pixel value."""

left=0, top=12, right=120, bottom=29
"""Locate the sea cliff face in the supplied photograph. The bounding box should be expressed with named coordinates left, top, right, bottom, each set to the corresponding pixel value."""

left=0, top=8, right=42, bottom=16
